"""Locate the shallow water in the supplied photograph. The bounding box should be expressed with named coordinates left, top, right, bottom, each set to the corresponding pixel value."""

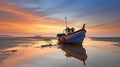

left=0, top=37, right=120, bottom=67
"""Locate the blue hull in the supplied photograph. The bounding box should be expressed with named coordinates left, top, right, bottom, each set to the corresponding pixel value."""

left=64, top=31, right=85, bottom=43
left=57, top=30, right=86, bottom=44
left=57, top=24, right=86, bottom=44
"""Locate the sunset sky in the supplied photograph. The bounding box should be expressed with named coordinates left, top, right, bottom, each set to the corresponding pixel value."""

left=0, top=0, right=120, bottom=37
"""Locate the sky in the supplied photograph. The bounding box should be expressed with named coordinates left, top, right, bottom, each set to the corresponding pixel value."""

left=0, top=0, right=120, bottom=37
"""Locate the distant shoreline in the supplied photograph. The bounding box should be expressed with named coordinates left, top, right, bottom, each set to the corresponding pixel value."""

left=89, top=37, right=120, bottom=42
left=0, top=36, right=56, bottom=39
left=88, top=37, right=120, bottom=38
left=90, top=37, right=120, bottom=47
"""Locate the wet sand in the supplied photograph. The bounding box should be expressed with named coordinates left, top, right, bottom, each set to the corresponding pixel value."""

left=90, top=37, right=120, bottom=47
left=0, top=37, right=120, bottom=67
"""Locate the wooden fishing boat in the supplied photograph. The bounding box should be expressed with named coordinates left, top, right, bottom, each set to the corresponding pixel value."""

left=57, top=24, right=86, bottom=44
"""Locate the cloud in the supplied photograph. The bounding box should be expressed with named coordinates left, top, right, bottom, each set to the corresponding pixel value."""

left=86, top=20, right=120, bottom=37
left=0, top=1, right=65, bottom=36
left=0, top=0, right=120, bottom=37
left=0, top=10, right=26, bottom=22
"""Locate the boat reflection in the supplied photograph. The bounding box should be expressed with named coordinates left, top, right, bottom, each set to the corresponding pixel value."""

left=58, top=44, right=87, bottom=65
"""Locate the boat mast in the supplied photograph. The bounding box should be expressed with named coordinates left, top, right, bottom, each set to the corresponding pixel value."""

left=65, top=17, right=68, bottom=28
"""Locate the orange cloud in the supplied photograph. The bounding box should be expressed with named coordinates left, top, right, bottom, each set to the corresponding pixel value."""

left=1, top=1, right=119, bottom=37
left=0, top=2, right=65, bottom=36
left=86, top=21, right=120, bottom=37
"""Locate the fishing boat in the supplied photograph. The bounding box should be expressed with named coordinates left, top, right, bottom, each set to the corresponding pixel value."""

left=57, top=17, right=86, bottom=44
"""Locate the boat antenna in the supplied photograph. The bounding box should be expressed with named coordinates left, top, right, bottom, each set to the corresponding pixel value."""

left=65, top=17, right=68, bottom=28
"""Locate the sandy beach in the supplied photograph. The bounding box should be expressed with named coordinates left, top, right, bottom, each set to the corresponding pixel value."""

left=0, top=37, right=120, bottom=67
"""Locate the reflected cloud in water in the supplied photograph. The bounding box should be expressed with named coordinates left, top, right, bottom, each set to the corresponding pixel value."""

left=0, top=38, right=120, bottom=67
